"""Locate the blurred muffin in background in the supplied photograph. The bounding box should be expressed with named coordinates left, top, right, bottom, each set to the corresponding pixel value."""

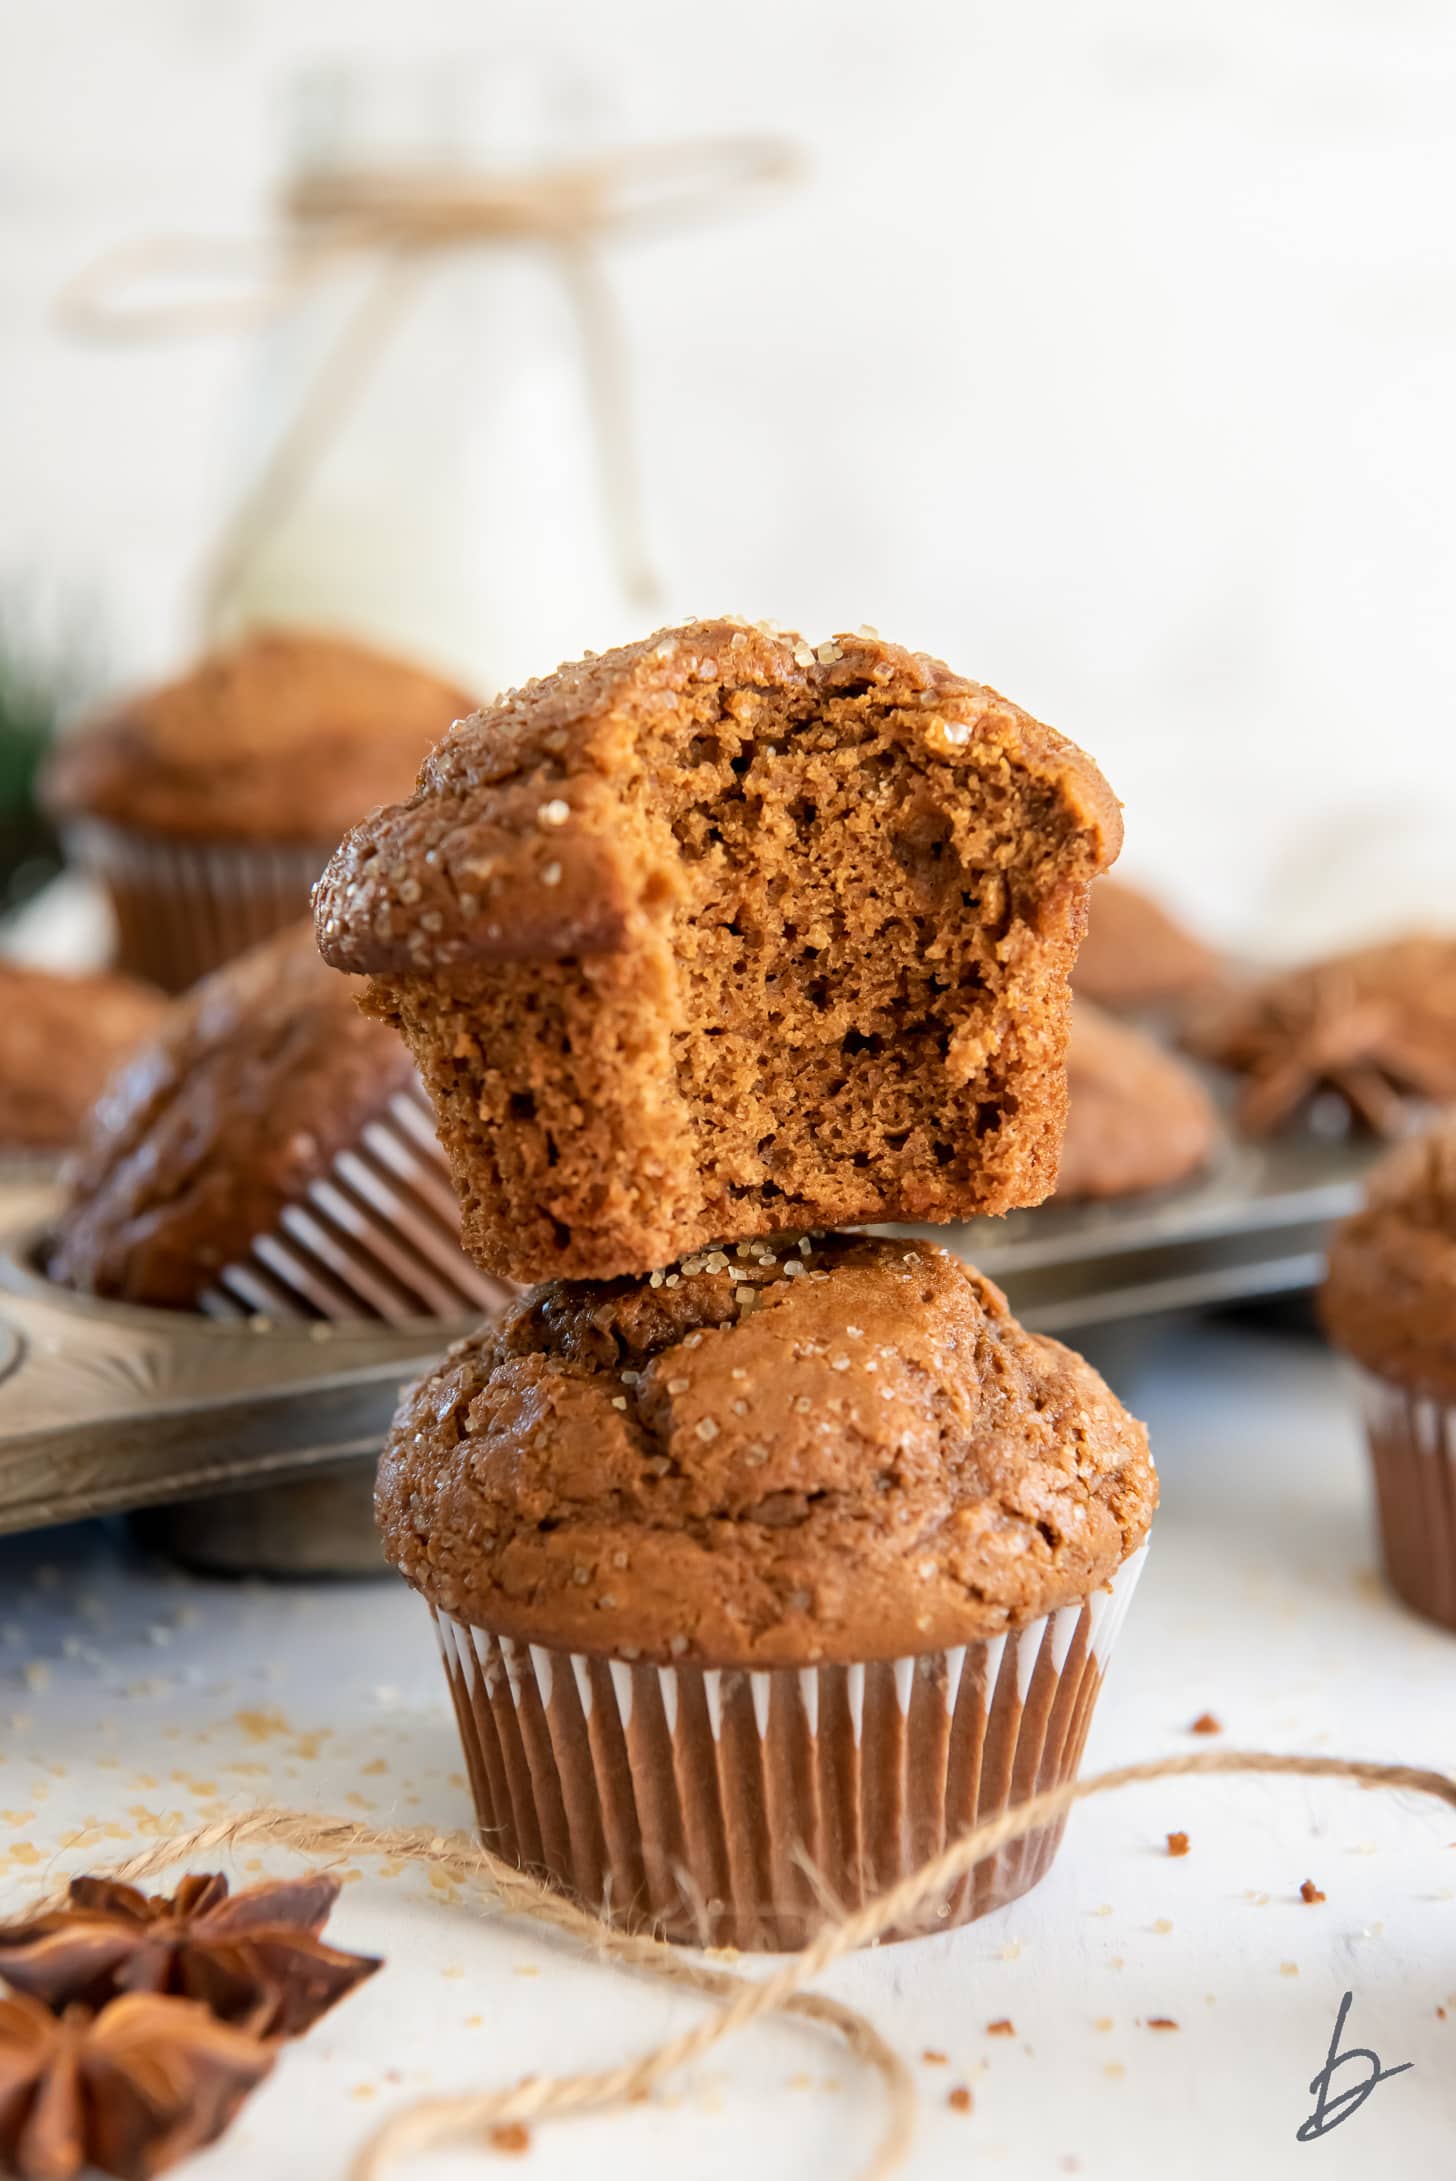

left=1321, top=1111, right=1456, bottom=1629
left=47, top=921, right=509, bottom=1576
left=0, top=959, right=165, bottom=1162
left=49, top=921, right=504, bottom=1322
left=1056, top=1001, right=1218, bottom=1202
left=1073, top=876, right=1221, bottom=1014
left=1188, top=932, right=1456, bottom=1139
left=42, top=629, right=477, bottom=993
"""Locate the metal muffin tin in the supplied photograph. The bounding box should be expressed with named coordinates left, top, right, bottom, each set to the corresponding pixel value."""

left=0, top=1118, right=1379, bottom=1539
left=0, top=1188, right=478, bottom=1539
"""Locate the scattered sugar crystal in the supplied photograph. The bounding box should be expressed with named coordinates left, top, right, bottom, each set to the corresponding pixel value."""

left=537, top=799, right=571, bottom=827
left=541, top=862, right=563, bottom=887
left=815, top=641, right=843, bottom=664
left=667, top=1377, right=690, bottom=1395
left=695, top=1417, right=720, bottom=1442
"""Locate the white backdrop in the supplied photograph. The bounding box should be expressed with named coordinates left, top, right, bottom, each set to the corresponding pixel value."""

left=4, top=0, right=1456, bottom=956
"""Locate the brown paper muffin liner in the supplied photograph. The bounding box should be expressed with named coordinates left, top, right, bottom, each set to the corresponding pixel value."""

left=151, top=1086, right=510, bottom=1576
left=64, top=820, right=330, bottom=992
left=432, top=1546, right=1146, bottom=1952
left=197, top=1086, right=509, bottom=1326
left=1356, top=1368, right=1456, bottom=1630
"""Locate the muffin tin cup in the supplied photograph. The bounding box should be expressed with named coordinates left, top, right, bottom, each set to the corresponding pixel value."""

left=431, top=1546, right=1146, bottom=1953
left=196, top=1085, right=510, bottom=1327
left=161, top=1085, right=510, bottom=1576
left=64, top=820, right=330, bottom=993
left=1355, top=1367, right=1456, bottom=1631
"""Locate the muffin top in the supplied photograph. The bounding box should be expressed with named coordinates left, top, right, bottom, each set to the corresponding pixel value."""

left=1072, top=877, right=1219, bottom=1012
left=1321, top=1112, right=1456, bottom=1399
left=49, top=923, right=415, bottom=1307
left=1056, top=1002, right=1217, bottom=1201
left=377, top=1233, right=1155, bottom=1665
left=0, top=962, right=167, bottom=1154
left=42, top=629, right=477, bottom=843
left=314, top=617, right=1120, bottom=976
left=1188, top=932, right=1456, bottom=1138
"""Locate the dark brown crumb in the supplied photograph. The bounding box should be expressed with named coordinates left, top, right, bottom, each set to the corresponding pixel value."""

left=489, top=2122, right=532, bottom=2153
left=987, top=2019, right=1016, bottom=2037
left=1299, top=1880, right=1326, bottom=1905
left=922, top=2049, right=949, bottom=2065
left=1146, top=2018, right=1179, bottom=2031
left=1189, top=1712, right=1221, bottom=1736
left=1438, top=2006, right=1447, bottom=2021
left=1166, top=1831, right=1190, bottom=1857
left=316, top=620, right=1122, bottom=1282
left=948, top=2086, right=973, bottom=2114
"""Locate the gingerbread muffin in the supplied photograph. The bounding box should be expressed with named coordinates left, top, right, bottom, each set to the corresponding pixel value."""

left=1188, top=932, right=1456, bottom=1138
left=1056, top=1002, right=1218, bottom=1202
left=1321, top=1112, right=1456, bottom=1628
left=316, top=620, right=1122, bottom=1284
left=380, top=1232, right=1155, bottom=1949
left=50, top=923, right=504, bottom=1324
left=1072, top=876, right=1220, bottom=1013
left=0, top=961, right=165, bottom=1161
left=43, top=629, right=476, bottom=992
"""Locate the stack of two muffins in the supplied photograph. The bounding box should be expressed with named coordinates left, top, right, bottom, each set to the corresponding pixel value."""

left=315, top=621, right=1158, bottom=1949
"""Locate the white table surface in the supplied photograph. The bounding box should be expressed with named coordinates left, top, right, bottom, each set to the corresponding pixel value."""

left=2, top=1316, right=1453, bottom=2181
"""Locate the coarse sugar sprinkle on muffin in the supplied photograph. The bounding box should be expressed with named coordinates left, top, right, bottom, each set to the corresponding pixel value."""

left=317, top=619, right=1124, bottom=1282
left=378, top=1232, right=1155, bottom=1666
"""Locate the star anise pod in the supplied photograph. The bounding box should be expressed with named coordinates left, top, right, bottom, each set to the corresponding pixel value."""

left=0, top=1990, right=273, bottom=2181
left=1187, top=936, right=1456, bottom=1138
left=0, top=1873, right=380, bottom=2040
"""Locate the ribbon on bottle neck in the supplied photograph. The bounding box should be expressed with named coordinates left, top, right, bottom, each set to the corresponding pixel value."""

left=55, top=136, right=803, bottom=640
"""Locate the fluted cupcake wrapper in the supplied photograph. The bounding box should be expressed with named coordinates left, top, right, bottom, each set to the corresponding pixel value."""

left=1355, top=1368, right=1456, bottom=1631
left=65, top=820, right=329, bottom=993
left=198, top=1086, right=509, bottom=1326
left=432, top=1546, right=1146, bottom=1953
left=153, top=1087, right=509, bottom=1576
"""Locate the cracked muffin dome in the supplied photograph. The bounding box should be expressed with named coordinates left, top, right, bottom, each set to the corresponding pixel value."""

left=376, top=1233, right=1156, bottom=1666
left=316, top=619, right=1123, bottom=1284
left=0, top=962, right=166, bottom=1154
left=42, top=627, right=477, bottom=844
left=49, top=923, right=418, bottom=1308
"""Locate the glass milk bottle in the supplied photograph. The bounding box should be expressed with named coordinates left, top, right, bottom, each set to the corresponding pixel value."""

left=206, top=55, right=650, bottom=696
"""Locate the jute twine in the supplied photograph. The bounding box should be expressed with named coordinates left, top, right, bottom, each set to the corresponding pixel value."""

left=18, top=1747, right=1454, bottom=2178
left=54, top=137, right=801, bottom=638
